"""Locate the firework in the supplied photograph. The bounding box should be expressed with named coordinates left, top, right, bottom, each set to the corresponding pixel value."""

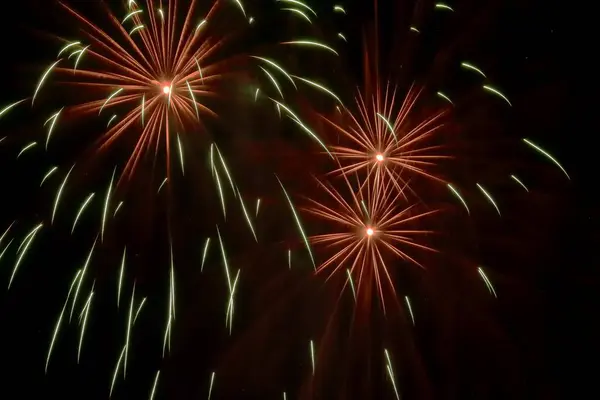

left=313, top=1, right=569, bottom=226
left=32, top=0, right=256, bottom=181
left=303, top=170, right=438, bottom=313
left=317, top=76, right=568, bottom=226
left=322, top=84, right=449, bottom=196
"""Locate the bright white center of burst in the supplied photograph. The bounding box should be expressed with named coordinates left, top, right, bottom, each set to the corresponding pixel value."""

left=162, top=85, right=170, bottom=94
left=366, top=228, right=374, bottom=236
left=375, top=154, right=384, bottom=162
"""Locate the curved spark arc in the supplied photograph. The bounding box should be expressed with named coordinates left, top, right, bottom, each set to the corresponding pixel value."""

left=304, top=170, right=439, bottom=312
left=322, top=84, right=450, bottom=198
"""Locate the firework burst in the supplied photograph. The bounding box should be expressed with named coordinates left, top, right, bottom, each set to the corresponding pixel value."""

left=313, top=2, right=570, bottom=225
left=323, top=83, right=449, bottom=196
left=30, top=0, right=258, bottom=180
left=305, top=171, right=438, bottom=313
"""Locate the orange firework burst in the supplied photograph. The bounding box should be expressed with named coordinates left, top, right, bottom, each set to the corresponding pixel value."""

left=322, top=84, right=450, bottom=196
left=32, top=0, right=254, bottom=179
left=305, top=172, right=438, bottom=312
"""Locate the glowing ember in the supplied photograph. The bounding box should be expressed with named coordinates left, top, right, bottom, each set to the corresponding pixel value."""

left=162, top=85, right=170, bottom=94
left=366, top=227, right=374, bottom=236
left=375, top=154, right=384, bottom=162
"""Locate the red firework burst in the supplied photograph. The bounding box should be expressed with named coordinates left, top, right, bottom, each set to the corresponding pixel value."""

left=322, top=84, right=450, bottom=196
left=305, top=171, right=438, bottom=312
left=32, top=0, right=253, bottom=179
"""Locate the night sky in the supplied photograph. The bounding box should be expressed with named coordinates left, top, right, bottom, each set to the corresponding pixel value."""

left=0, top=0, right=590, bottom=399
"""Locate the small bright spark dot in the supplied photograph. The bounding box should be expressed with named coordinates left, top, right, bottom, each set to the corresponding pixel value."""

left=162, top=85, right=170, bottom=94
left=366, top=227, right=374, bottom=236
left=375, top=154, right=384, bottom=162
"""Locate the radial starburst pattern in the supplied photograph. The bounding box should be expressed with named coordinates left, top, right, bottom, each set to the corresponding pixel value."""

left=323, top=84, right=449, bottom=194
left=31, top=0, right=258, bottom=179
left=305, top=172, right=438, bottom=312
